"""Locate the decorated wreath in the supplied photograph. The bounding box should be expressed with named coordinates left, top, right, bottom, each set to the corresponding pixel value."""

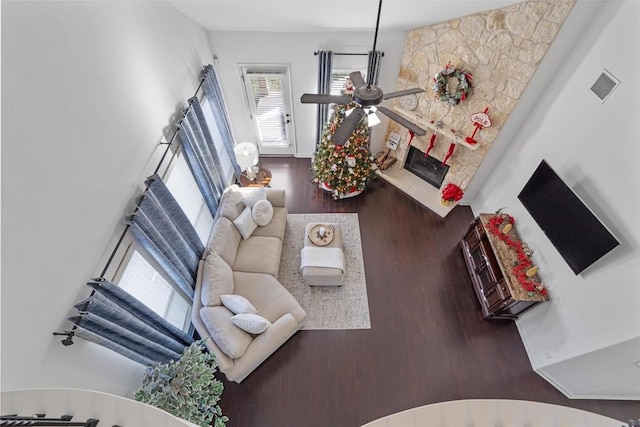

left=433, top=63, right=473, bottom=105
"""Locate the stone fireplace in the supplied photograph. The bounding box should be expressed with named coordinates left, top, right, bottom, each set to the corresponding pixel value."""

left=374, top=1, right=575, bottom=218
left=403, top=146, right=449, bottom=189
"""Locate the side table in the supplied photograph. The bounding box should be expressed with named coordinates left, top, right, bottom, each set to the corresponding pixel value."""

left=239, top=166, right=272, bottom=187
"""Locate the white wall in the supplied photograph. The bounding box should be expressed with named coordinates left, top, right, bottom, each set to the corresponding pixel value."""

left=471, top=0, right=640, bottom=399
left=207, top=30, right=407, bottom=157
left=1, top=1, right=213, bottom=395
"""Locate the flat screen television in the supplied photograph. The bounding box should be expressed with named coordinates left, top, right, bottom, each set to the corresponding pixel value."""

left=517, top=160, right=619, bottom=275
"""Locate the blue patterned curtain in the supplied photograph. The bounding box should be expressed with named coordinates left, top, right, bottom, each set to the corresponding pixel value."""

left=367, top=50, right=383, bottom=86
left=201, top=64, right=242, bottom=178
left=127, top=174, right=203, bottom=301
left=69, top=278, right=194, bottom=365
left=316, top=51, right=334, bottom=145
left=316, top=50, right=333, bottom=144
left=179, top=97, right=226, bottom=215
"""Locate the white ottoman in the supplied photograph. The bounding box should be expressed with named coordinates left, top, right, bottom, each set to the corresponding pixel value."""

left=301, top=223, right=344, bottom=286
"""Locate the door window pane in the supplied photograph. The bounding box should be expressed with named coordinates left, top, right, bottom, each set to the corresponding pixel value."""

left=246, top=73, right=287, bottom=146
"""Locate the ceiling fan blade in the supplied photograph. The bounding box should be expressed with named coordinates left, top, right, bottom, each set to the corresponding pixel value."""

left=382, top=88, right=425, bottom=100
left=332, top=108, right=366, bottom=146
left=349, top=71, right=366, bottom=88
left=301, top=94, right=352, bottom=104
left=377, top=106, right=427, bottom=136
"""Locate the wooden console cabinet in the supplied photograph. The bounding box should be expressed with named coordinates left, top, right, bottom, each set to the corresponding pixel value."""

left=460, top=214, right=548, bottom=320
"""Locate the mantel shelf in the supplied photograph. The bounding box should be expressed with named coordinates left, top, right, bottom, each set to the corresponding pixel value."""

left=391, top=106, right=481, bottom=151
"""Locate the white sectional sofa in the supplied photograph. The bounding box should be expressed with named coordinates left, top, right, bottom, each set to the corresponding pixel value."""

left=191, top=185, right=306, bottom=383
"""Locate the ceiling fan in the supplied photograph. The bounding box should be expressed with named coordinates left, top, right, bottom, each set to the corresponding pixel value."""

left=300, top=0, right=427, bottom=146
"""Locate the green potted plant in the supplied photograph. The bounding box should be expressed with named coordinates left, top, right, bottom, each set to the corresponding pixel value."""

left=134, top=340, right=228, bottom=427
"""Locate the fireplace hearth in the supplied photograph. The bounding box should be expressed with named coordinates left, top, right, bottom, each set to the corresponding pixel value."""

left=403, top=146, right=449, bottom=188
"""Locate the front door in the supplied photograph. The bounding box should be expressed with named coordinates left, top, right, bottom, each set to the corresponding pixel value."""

left=240, top=65, right=296, bottom=156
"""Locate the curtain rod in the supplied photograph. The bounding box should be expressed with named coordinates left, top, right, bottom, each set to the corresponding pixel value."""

left=53, top=75, right=206, bottom=345
left=100, top=76, right=204, bottom=278
left=313, top=51, right=384, bottom=57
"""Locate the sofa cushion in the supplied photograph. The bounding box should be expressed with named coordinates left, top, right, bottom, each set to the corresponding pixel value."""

left=233, top=206, right=258, bottom=240
left=220, top=294, right=257, bottom=315
left=218, top=186, right=245, bottom=221
left=252, top=199, right=273, bottom=226
left=233, top=271, right=307, bottom=324
left=242, top=187, right=266, bottom=208
left=200, top=306, right=252, bottom=359
left=208, top=217, right=241, bottom=267
left=232, top=313, right=272, bottom=334
left=250, top=206, right=286, bottom=239
left=201, top=252, right=234, bottom=307
left=264, top=188, right=286, bottom=208
left=234, top=236, right=282, bottom=276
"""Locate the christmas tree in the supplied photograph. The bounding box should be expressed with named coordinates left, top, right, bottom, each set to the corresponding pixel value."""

left=311, top=83, right=377, bottom=200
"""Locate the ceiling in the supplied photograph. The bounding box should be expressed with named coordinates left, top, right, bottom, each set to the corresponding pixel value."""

left=168, top=0, right=523, bottom=32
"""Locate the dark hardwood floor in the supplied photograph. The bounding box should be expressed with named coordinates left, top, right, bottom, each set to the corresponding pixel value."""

left=218, top=157, right=639, bottom=426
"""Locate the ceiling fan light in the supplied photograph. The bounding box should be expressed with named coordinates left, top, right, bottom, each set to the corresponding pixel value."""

left=345, top=107, right=354, bottom=117
left=367, top=112, right=381, bottom=127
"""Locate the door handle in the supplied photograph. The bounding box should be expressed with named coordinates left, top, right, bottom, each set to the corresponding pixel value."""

left=285, top=119, right=291, bottom=124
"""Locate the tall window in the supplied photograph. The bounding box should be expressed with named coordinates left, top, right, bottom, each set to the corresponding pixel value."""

left=165, top=150, right=214, bottom=244
left=117, top=250, right=191, bottom=330
left=328, top=68, right=366, bottom=122
left=111, top=88, right=238, bottom=332
left=114, top=145, right=216, bottom=332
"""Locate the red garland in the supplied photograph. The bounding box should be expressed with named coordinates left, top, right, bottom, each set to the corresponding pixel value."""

left=486, top=214, right=548, bottom=297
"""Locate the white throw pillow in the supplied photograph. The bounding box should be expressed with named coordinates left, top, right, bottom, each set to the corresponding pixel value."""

left=220, top=294, right=257, bottom=315
left=233, top=206, right=258, bottom=240
left=219, top=186, right=245, bottom=221
left=251, top=199, right=274, bottom=226
left=232, top=313, right=272, bottom=334
left=201, top=252, right=234, bottom=307
left=242, top=187, right=266, bottom=208
left=200, top=306, right=252, bottom=359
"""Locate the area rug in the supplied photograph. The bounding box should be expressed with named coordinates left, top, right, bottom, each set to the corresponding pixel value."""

left=278, top=213, right=371, bottom=330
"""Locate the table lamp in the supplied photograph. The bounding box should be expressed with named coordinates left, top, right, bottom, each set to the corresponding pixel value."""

left=234, top=142, right=259, bottom=181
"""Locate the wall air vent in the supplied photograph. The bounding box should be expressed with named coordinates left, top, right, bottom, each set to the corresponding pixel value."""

left=590, top=69, right=620, bottom=103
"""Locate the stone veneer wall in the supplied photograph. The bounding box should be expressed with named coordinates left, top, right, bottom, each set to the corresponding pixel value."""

left=385, top=1, right=575, bottom=195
